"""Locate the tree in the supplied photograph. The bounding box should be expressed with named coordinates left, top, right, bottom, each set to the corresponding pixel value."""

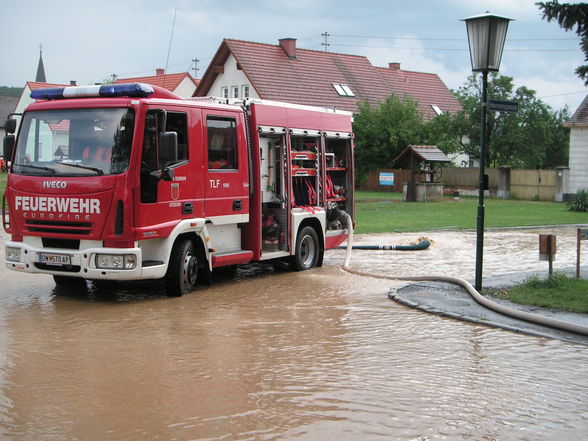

left=537, top=1, right=588, bottom=85
left=353, top=75, right=569, bottom=180
left=353, top=94, right=426, bottom=182
left=452, top=73, right=570, bottom=168
left=0, top=86, right=22, bottom=96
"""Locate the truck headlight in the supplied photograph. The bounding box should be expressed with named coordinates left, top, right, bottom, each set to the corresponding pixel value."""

left=5, top=247, right=22, bottom=263
left=95, top=254, right=137, bottom=270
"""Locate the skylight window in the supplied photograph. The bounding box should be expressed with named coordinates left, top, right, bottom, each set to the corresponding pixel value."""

left=431, top=104, right=443, bottom=116
left=332, top=83, right=355, bottom=97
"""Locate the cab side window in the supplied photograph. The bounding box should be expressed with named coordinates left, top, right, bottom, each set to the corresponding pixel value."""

left=140, top=110, right=188, bottom=203
left=207, top=117, right=237, bottom=170
left=141, top=110, right=188, bottom=172
left=166, top=112, right=188, bottom=165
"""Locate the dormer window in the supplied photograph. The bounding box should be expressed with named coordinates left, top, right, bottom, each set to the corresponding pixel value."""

left=431, top=104, right=443, bottom=116
left=332, top=83, right=355, bottom=97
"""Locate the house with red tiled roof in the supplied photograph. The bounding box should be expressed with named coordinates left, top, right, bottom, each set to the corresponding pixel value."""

left=115, top=69, right=199, bottom=97
left=375, top=64, right=462, bottom=120
left=195, top=38, right=462, bottom=120
left=11, top=81, right=71, bottom=133
left=563, top=95, right=588, bottom=198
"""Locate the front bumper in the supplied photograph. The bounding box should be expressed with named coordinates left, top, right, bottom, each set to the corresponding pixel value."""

left=4, top=239, right=166, bottom=281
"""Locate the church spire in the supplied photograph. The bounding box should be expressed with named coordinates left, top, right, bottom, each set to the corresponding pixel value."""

left=35, top=44, right=46, bottom=82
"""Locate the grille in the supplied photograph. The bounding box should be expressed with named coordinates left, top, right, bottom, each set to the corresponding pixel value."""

left=41, top=238, right=80, bottom=250
left=34, top=263, right=81, bottom=273
left=26, top=219, right=92, bottom=235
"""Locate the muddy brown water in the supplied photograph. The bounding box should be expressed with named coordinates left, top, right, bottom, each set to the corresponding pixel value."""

left=1, top=227, right=587, bottom=440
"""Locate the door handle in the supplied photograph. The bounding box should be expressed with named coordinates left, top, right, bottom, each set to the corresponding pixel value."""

left=182, top=202, right=193, bottom=214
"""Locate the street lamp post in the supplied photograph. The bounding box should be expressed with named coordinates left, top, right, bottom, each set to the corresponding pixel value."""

left=462, top=12, right=513, bottom=291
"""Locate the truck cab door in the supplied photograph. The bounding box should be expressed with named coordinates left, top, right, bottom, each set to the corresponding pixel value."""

left=136, top=108, right=204, bottom=230
left=203, top=111, right=249, bottom=223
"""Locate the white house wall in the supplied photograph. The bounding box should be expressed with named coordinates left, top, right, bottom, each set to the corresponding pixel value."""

left=568, top=127, right=588, bottom=193
left=208, top=54, right=259, bottom=99
left=12, top=85, right=34, bottom=134
left=173, top=77, right=197, bottom=97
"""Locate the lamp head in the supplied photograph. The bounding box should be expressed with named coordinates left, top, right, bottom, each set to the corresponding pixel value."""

left=462, top=12, right=514, bottom=72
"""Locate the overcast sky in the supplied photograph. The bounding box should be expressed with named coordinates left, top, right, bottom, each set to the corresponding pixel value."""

left=2, top=0, right=586, bottom=112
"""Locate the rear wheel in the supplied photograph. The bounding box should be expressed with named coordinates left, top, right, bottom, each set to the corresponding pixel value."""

left=293, top=226, right=319, bottom=271
left=165, top=239, right=198, bottom=297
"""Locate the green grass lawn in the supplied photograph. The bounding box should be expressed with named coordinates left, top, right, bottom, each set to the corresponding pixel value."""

left=354, top=190, right=587, bottom=234
left=1, top=183, right=584, bottom=233
left=0, top=173, right=6, bottom=195
left=484, top=273, right=588, bottom=313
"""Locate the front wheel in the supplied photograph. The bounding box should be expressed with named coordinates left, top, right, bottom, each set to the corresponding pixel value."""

left=165, top=239, right=198, bottom=297
left=293, top=226, right=319, bottom=271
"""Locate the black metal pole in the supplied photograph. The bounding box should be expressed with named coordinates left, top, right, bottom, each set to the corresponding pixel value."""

left=475, top=70, right=488, bottom=291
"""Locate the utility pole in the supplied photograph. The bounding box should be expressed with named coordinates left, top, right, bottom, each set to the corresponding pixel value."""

left=321, top=32, right=330, bottom=52
left=111, top=74, right=118, bottom=83
left=192, top=58, right=200, bottom=77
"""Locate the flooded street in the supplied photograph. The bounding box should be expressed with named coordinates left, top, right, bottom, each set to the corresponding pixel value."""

left=1, top=226, right=587, bottom=440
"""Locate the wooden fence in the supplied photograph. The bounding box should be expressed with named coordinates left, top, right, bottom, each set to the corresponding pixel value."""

left=439, top=167, right=500, bottom=190
left=510, top=169, right=556, bottom=201
left=359, top=169, right=413, bottom=193
left=361, top=167, right=558, bottom=201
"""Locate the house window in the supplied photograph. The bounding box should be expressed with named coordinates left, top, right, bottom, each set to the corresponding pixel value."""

left=232, top=85, right=239, bottom=99
left=221, top=87, right=228, bottom=99
left=431, top=104, right=443, bottom=116
left=242, top=84, right=250, bottom=99
left=332, top=83, right=355, bottom=97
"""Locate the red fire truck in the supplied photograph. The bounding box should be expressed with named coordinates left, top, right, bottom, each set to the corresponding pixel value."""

left=2, top=83, right=354, bottom=296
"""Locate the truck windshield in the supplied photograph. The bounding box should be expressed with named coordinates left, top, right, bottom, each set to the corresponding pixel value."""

left=12, top=108, right=135, bottom=176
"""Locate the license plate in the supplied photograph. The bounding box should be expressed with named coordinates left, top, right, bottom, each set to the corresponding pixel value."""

left=38, top=252, right=71, bottom=266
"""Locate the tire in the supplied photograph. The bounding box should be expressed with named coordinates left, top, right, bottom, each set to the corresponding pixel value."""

left=293, top=226, right=319, bottom=271
left=53, top=275, right=85, bottom=286
left=165, top=239, right=198, bottom=297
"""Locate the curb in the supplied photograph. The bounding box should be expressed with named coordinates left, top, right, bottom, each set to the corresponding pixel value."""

left=389, top=280, right=588, bottom=346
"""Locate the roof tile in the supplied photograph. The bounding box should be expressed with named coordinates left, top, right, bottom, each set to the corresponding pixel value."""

left=197, top=39, right=462, bottom=118
left=115, top=72, right=198, bottom=92
left=566, top=94, right=588, bottom=126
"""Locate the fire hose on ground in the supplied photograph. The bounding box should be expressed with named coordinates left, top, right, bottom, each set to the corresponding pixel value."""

left=338, top=239, right=431, bottom=251
left=339, top=212, right=588, bottom=338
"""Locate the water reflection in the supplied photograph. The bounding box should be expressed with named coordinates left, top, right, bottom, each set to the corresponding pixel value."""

left=0, top=228, right=587, bottom=439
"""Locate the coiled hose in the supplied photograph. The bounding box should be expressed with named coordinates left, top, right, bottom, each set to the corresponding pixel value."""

left=340, top=212, right=588, bottom=337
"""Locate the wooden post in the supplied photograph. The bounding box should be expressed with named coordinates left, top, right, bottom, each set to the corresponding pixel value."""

left=539, top=234, right=556, bottom=276
left=578, top=228, right=588, bottom=278
left=548, top=236, right=554, bottom=276
left=578, top=228, right=582, bottom=279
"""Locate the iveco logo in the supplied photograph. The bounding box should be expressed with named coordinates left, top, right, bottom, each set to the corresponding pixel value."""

left=43, top=181, right=67, bottom=189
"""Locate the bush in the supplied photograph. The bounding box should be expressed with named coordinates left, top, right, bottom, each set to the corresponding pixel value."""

left=568, top=189, right=588, bottom=212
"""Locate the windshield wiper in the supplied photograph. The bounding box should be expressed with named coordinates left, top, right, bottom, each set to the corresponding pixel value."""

left=56, top=162, right=104, bottom=175
left=13, top=163, right=56, bottom=175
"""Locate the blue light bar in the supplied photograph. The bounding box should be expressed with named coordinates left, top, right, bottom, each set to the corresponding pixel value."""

left=31, top=83, right=155, bottom=100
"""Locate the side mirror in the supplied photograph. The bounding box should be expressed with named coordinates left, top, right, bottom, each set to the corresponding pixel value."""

left=3, top=118, right=17, bottom=134
left=161, top=166, right=175, bottom=182
left=3, top=135, right=15, bottom=161
left=148, top=166, right=175, bottom=182
left=158, top=132, right=178, bottom=165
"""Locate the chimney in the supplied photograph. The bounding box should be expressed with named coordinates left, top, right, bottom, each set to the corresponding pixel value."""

left=279, top=38, right=297, bottom=59
left=70, top=80, right=77, bottom=86
left=389, top=62, right=401, bottom=70
left=156, top=68, right=165, bottom=76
